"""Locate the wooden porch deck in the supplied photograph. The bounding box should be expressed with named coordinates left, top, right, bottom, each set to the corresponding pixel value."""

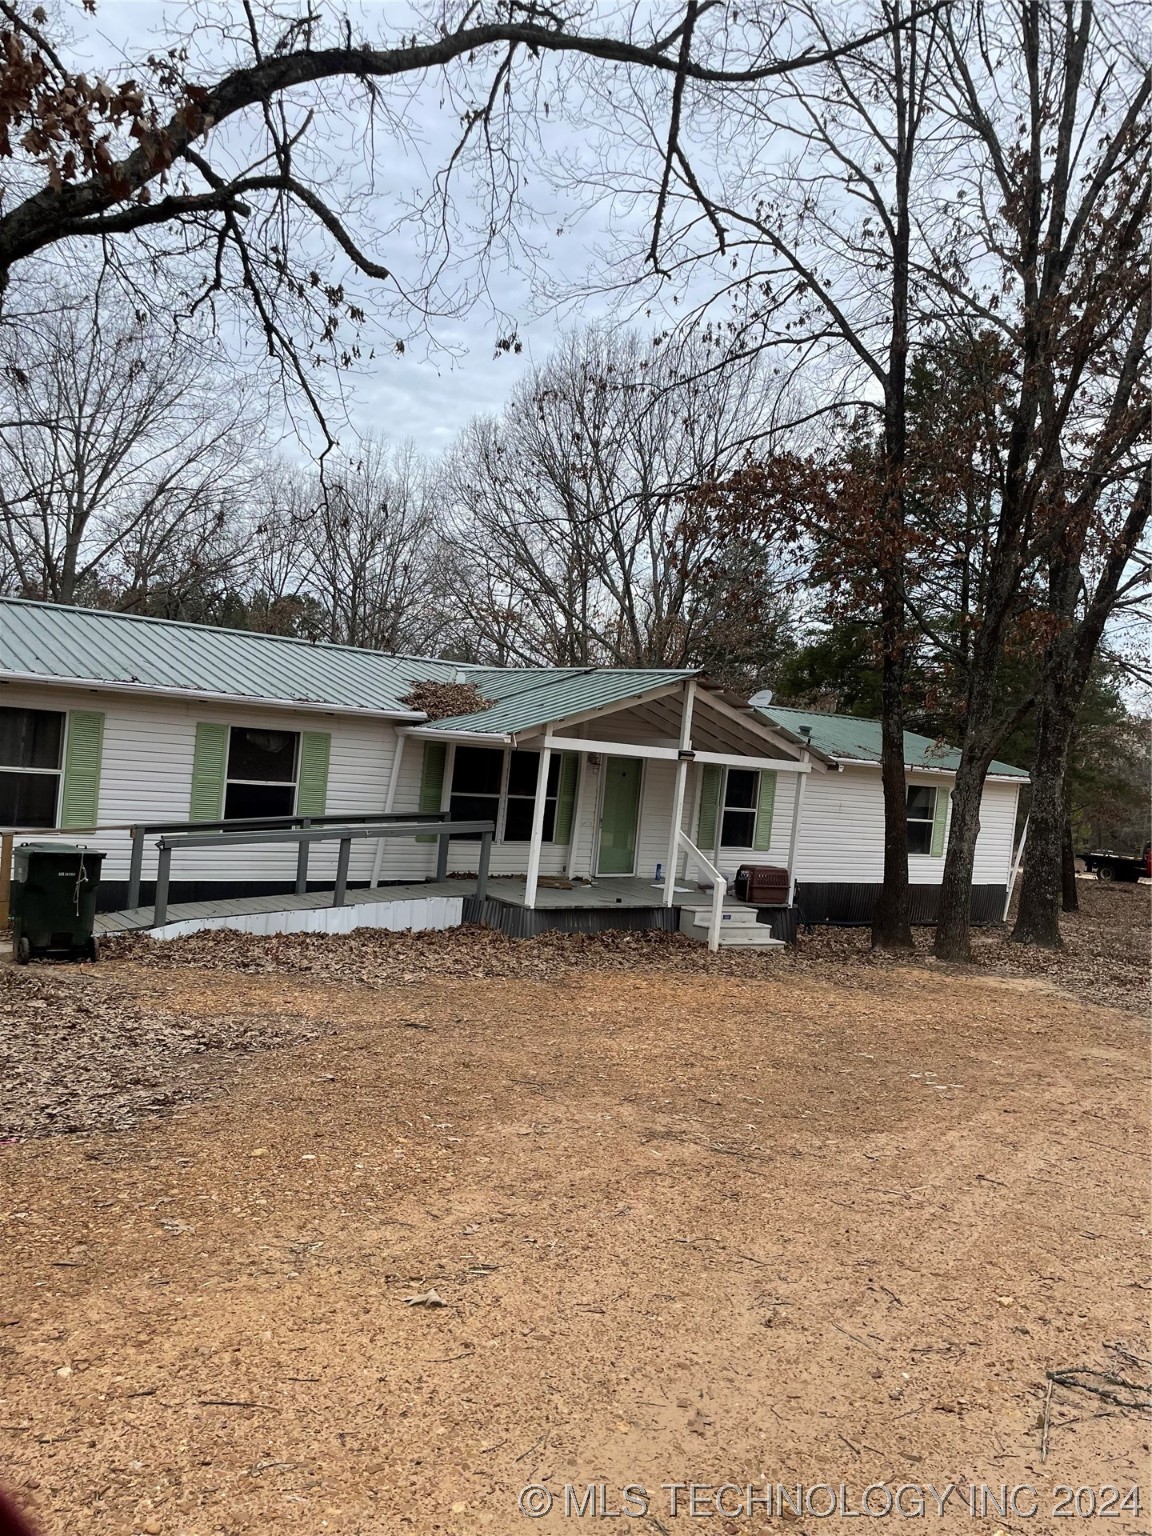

left=94, top=874, right=749, bottom=938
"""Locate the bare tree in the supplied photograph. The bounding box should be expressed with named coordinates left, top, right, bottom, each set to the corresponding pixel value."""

left=572, top=0, right=1146, bottom=951
left=0, top=291, right=258, bottom=605
left=0, top=0, right=917, bottom=433
left=300, top=436, right=449, bottom=653
left=927, top=0, right=1151, bottom=958
left=1012, top=472, right=1150, bottom=944
left=586, top=0, right=948, bottom=944
left=443, top=327, right=794, bottom=674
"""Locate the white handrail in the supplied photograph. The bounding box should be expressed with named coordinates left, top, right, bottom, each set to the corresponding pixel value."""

left=1002, top=813, right=1029, bottom=921
left=677, top=830, right=726, bottom=952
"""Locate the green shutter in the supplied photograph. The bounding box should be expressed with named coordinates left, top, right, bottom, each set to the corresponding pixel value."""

left=553, top=753, right=579, bottom=844
left=753, top=770, right=777, bottom=852
left=415, top=741, right=447, bottom=842
left=930, top=785, right=948, bottom=857
left=296, top=731, right=331, bottom=816
left=189, top=722, right=228, bottom=821
left=696, top=764, right=722, bottom=852
left=59, top=710, right=104, bottom=827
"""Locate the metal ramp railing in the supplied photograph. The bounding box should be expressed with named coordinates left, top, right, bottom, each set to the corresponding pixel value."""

left=140, top=816, right=495, bottom=927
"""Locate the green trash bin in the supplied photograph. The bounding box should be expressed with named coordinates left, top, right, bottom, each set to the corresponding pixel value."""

left=11, top=842, right=105, bottom=964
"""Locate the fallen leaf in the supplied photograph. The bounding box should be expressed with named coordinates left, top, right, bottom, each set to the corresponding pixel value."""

left=404, top=1288, right=447, bottom=1308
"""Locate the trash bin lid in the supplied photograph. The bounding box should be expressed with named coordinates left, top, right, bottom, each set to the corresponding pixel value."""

left=15, top=841, right=104, bottom=856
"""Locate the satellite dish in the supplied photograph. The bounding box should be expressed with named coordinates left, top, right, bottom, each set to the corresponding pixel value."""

left=749, top=688, right=774, bottom=707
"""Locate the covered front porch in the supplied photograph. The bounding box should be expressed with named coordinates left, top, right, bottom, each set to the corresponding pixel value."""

left=393, top=673, right=825, bottom=947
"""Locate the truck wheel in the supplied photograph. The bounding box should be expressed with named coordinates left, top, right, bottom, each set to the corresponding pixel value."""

left=1096, top=863, right=1116, bottom=881
left=15, top=936, right=30, bottom=965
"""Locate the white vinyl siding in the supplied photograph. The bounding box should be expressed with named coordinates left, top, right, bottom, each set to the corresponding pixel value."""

left=0, top=682, right=1022, bottom=896
left=791, top=765, right=1018, bottom=886
left=0, top=685, right=397, bottom=887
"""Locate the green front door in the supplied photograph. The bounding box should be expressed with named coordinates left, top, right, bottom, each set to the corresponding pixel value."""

left=597, top=756, right=642, bottom=875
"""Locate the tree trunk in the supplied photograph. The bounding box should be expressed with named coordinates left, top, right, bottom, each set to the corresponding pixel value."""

left=933, top=745, right=993, bottom=959
left=1011, top=699, right=1076, bottom=946
left=1061, top=814, right=1078, bottom=913
left=1012, top=477, right=1150, bottom=944
left=872, top=630, right=914, bottom=949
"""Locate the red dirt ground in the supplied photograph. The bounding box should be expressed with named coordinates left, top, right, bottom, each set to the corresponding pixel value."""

left=1, top=921, right=1148, bottom=1536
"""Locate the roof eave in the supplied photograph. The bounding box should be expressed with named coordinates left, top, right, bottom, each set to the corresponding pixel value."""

left=402, top=724, right=514, bottom=744
left=1, top=670, right=427, bottom=722
left=830, top=754, right=1029, bottom=782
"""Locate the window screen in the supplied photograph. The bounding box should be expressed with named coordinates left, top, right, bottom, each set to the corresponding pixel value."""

left=0, top=707, right=64, bottom=828
left=720, top=767, right=759, bottom=848
left=224, top=727, right=299, bottom=819
left=504, top=750, right=561, bottom=842
left=906, top=784, right=936, bottom=855
left=449, top=745, right=503, bottom=838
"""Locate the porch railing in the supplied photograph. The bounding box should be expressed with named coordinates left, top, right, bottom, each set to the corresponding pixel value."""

left=676, top=830, right=727, bottom=953
left=147, top=817, right=496, bottom=928
left=126, top=810, right=453, bottom=911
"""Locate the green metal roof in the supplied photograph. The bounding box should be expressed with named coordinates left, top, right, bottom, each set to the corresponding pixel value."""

left=0, top=598, right=697, bottom=727
left=424, top=668, right=697, bottom=736
left=760, top=705, right=1028, bottom=778
left=0, top=597, right=461, bottom=714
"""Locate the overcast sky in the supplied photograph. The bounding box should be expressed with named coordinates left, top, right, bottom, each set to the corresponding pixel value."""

left=64, top=0, right=670, bottom=456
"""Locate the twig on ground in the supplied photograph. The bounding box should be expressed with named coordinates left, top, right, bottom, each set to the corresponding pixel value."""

left=831, top=1322, right=881, bottom=1354
left=514, top=1435, right=546, bottom=1463
left=1045, top=1367, right=1152, bottom=1412
left=1103, top=1341, right=1152, bottom=1370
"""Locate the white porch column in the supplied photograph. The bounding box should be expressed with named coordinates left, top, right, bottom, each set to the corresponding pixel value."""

left=371, top=731, right=407, bottom=888
left=523, top=731, right=553, bottom=911
left=785, top=749, right=808, bottom=906
left=663, top=680, right=696, bottom=905
left=566, top=757, right=585, bottom=880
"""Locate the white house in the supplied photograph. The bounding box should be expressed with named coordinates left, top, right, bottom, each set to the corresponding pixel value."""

left=0, top=599, right=1026, bottom=942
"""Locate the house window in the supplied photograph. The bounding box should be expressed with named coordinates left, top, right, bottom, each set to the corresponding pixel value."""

left=448, top=745, right=563, bottom=843
left=224, top=727, right=299, bottom=819
left=0, top=707, right=64, bottom=827
left=906, top=784, right=937, bottom=855
left=504, top=750, right=561, bottom=841
left=720, top=767, right=759, bottom=848
left=448, top=745, right=503, bottom=839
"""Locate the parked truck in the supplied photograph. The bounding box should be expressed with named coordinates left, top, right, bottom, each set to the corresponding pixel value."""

left=1079, top=844, right=1151, bottom=883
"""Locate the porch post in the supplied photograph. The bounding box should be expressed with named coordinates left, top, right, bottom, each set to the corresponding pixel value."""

left=371, top=731, right=407, bottom=888
left=663, top=680, right=696, bottom=905
left=127, top=826, right=145, bottom=911
left=522, top=732, right=553, bottom=911
left=785, top=749, right=808, bottom=906
left=566, top=757, right=584, bottom=880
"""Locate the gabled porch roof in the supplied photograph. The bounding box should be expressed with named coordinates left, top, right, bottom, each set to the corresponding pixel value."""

left=417, top=666, right=697, bottom=736
left=404, top=672, right=837, bottom=769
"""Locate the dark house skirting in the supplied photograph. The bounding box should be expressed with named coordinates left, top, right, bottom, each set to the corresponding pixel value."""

left=462, top=896, right=679, bottom=939
left=794, top=882, right=1006, bottom=927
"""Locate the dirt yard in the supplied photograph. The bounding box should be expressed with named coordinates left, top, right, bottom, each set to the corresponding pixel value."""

left=1, top=887, right=1149, bottom=1536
